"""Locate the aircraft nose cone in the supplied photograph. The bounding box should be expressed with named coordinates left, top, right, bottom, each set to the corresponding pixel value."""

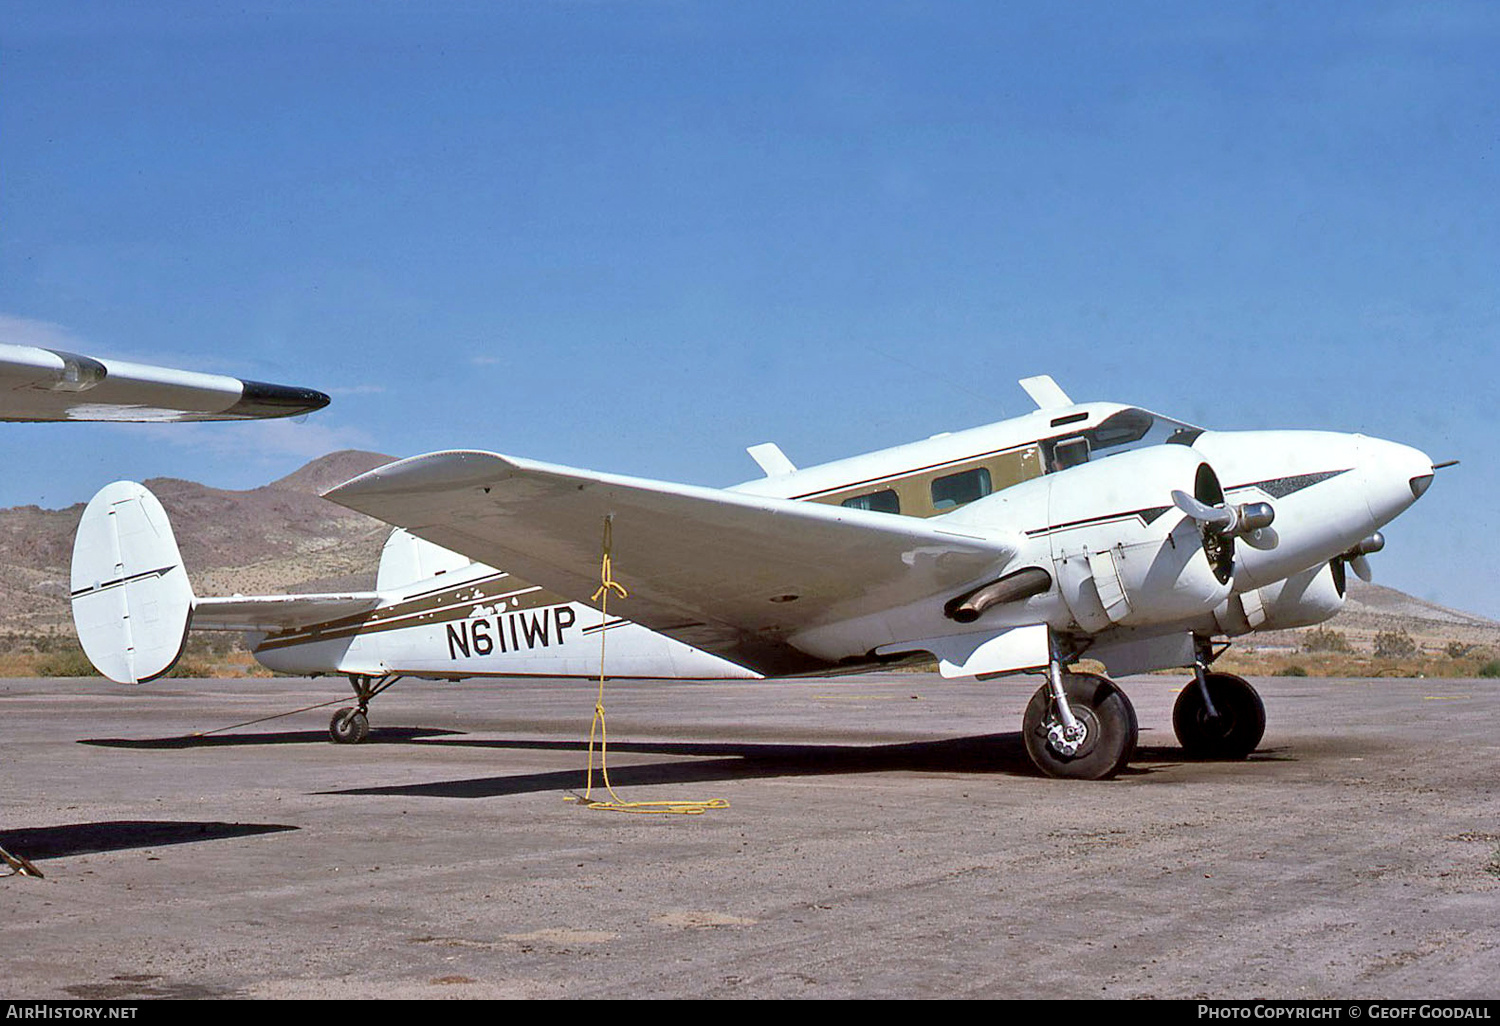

left=1356, top=436, right=1434, bottom=525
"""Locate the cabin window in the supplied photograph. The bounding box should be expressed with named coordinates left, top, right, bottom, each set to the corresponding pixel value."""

left=841, top=489, right=901, bottom=514
left=931, top=467, right=992, bottom=510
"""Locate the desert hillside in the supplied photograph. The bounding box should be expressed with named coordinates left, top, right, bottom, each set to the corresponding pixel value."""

left=0, top=450, right=395, bottom=635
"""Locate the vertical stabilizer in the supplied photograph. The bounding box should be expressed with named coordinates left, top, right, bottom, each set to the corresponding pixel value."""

left=375, top=528, right=481, bottom=592
left=70, top=482, right=194, bottom=683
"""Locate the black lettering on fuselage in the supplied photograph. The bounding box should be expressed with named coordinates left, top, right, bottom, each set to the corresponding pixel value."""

left=446, top=622, right=470, bottom=659
left=519, top=611, right=550, bottom=648
left=447, top=606, right=580, bottom=661
left=472, top=619, right=494, bottom=655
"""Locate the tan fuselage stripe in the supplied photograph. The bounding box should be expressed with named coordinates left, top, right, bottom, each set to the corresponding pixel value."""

left=255, top=572, right=576, bottom=652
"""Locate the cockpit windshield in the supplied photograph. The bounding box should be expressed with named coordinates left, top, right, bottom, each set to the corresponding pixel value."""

left=1041, top=408, right=1202, bottom=473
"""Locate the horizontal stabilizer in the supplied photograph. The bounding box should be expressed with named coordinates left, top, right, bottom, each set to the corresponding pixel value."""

left=71, top=482, right=194, bottom=683
left=191, top=593, right=383, bottom=633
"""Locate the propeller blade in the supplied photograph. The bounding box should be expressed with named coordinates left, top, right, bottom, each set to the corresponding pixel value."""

left=1171, top=489, right=1233, bottom=529
left=1349, top=554, right=1373, bottom=582
left=1241, top=526, right=1279, bottom=550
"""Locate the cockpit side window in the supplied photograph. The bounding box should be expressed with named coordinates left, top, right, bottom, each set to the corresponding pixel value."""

left=1040, top=407, right=1202, bottom=474
left=1090, top=408, right=1154, bottom=449
left=1048, top=436, right=1091, bottom=472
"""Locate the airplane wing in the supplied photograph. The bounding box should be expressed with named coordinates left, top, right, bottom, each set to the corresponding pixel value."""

left=190, top=594, right=384, bottom=633
left=0, top=342, right=329, bottom=422
left=323, top=451, right=1015, bottom=675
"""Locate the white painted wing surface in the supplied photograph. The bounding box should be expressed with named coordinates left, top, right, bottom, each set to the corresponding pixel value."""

left=323, top=450, right=1015, bottom=675
left=0, top=342, right=329, bottom=421
left=190, top=594, right=384, bottom=633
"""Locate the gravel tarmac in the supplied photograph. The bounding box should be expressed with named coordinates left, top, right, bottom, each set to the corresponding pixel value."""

left=2, top=672, right=1497, bottom=1000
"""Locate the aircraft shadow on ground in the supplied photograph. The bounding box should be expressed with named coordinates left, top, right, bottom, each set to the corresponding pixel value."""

left=318, top=732, right=1129, bottom=798
left=1134, top=743, right=1293, bottom=764
left=78, top=726, right=462, bottom=749
left=0, top=820, right=298, bottom=861
left=75, top=728, right=1289, bottom=800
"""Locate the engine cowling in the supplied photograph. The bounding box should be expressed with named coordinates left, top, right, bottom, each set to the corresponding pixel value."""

left=1039, top=445, right=1234, bottom=632
left=1214, top=561, right=1345, bottom=636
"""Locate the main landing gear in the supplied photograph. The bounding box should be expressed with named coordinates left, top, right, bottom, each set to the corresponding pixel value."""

left=1019, top=634, right=1266, bottom=776
left=329, top=673, right=401, bottom=744
left=1022, top=636, right=1138, bottom=780
left=1173, top=662, right=1265, bottom=760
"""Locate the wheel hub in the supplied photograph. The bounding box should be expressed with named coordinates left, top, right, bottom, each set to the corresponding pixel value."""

left=1046, top=708, right=1096, bottom=758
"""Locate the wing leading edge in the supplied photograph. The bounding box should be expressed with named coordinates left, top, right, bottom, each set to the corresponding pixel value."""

left=323, top=450, right=1016, bottom=675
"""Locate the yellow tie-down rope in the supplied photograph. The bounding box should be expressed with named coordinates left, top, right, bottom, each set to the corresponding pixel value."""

left=0, top=843, right=43, bottom=878
left=565, top=515, right=728, bottom=816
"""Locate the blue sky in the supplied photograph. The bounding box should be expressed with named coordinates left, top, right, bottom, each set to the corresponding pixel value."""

left=2, top=1, right=1496, bottom=616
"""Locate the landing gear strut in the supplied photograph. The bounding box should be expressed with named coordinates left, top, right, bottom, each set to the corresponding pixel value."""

left=1022, top=636, right=1138, bottom=779
left=1173, top=644, right=1264, bottom=759
left=329, top=673, right=401, bottom=744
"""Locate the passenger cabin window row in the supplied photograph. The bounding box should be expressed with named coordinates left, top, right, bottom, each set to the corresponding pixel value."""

left=819, top=409, right=1204, bottom=518
left=837, top=465, right=998, bottom=516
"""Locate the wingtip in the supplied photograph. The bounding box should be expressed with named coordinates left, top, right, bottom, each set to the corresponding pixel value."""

left=226, top=380, right=332, bottom=420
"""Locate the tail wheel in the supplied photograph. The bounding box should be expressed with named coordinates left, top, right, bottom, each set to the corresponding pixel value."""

left=329, top=707, right=370, bottom=745
left=1173, top=672, right=1265, bottom=759
left=1022, top=671, right=1137, bottom=780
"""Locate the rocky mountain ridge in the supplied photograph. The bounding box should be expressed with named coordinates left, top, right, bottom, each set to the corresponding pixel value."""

left=0, top=450, right=394, bottom=633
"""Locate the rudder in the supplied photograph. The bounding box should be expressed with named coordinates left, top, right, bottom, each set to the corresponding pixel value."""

left=70, top=481, right=194, bottom=683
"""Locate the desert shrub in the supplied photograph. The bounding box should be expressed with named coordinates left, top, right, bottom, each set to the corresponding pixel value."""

left=1275, top=665, right=1309, bottom=677
left=1479, top=660, right=1500, bottom=679
left=168, top=660, right=213, bottom=678
left=1446, top=641, right=1476, bottom=659
left=1373, top=628, right=1417, bottom=659
left=35, top=648, right=99, bottom=677
left=1302, top=627, right=1352, bottom=653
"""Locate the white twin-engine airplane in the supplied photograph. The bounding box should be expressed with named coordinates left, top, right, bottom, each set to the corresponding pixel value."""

left=70, top=376, right=1440, bottom=780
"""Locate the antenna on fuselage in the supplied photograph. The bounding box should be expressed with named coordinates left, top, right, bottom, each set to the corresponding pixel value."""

left=1018, top=375, right=1074, bottom=411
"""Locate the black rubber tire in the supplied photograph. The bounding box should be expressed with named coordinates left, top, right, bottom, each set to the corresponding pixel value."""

left=329, top=707, right=370, bottom=745
left=1173, top=672, right=1265, bottom=759
left=1022, top=671, right=1138, bottom=780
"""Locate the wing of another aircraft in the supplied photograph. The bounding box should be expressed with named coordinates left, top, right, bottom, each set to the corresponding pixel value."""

left=324, top=451, right=1015, bottom=675
left=0, top=342, right=329, bottom=422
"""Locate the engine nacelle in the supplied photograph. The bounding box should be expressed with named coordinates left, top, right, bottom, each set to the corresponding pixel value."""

left=1213, top=561, right=1345, bottom=636
left=1039, top=445, right=1234, bottom=632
